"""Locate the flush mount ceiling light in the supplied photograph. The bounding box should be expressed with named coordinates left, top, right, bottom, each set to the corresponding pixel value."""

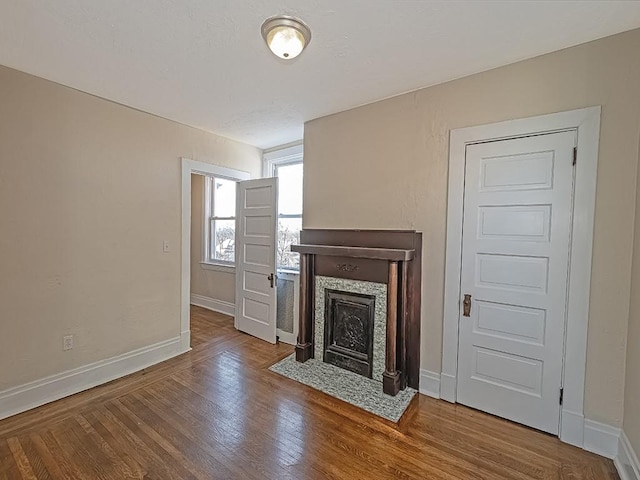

left=261, top=15, right=311, bottom=60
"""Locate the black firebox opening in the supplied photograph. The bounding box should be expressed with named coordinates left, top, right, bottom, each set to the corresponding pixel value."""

left=323, top=289, right=376, bottom=378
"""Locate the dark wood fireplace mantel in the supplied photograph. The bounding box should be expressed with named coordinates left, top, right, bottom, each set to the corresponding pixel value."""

left=292, top=244, right=415, bottom=261
left=291, top=229, right=422, bottom=396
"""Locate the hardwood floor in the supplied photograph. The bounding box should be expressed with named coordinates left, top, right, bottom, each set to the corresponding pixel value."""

left=0, top=306, right=618, bottom=479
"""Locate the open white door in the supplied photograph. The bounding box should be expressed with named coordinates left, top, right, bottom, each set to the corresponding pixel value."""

left=235, top=177, right=278, bottom=343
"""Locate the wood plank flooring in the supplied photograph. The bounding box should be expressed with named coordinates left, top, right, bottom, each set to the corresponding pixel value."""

left=0, top=306, right=618, bottom=479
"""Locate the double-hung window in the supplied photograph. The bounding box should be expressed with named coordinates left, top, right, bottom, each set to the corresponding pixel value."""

left=264, top=144, right=303, bottom=271
left=205, top=175, right=238, bottom=265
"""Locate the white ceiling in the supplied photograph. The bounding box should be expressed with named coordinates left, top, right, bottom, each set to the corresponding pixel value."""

left=1, top=1, right=640, bottom=149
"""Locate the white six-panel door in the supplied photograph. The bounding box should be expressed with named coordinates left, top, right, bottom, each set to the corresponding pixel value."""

left=457, top=131, right=576, bottom=434
left=235, top=178, right=278, bottom=344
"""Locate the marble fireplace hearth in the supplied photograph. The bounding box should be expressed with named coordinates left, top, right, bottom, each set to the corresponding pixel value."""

left=268, top=353, right=417, bottom=422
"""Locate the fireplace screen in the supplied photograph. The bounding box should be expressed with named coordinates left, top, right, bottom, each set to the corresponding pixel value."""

left=323, top=289, right=376, bottom=378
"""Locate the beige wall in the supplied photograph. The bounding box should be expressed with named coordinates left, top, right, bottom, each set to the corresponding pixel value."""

left=623, top=132, right=640, bottom=454
left=304, top=28, right=640, bottom=427
left=190, top=174, right=235, bottom=303
left=0, top=65, right=261, bottom=392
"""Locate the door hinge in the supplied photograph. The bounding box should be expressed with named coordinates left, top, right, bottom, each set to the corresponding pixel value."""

left=572, top=147, right=577, bottom=166
left=559, top=387, right=564, bottom=405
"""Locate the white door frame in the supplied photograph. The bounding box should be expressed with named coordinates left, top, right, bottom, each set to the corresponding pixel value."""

left=441, top=107, right=601, bottom=448
left=180, top=158, right=250, bottom=348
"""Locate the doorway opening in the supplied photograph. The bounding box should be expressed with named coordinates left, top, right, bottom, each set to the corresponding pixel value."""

left=180, top=158, right=249, bottom=350
left=181, top=143, right=304, bottom=351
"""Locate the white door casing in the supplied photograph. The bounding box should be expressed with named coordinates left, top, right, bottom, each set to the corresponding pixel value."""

left=180, top=158, right=250, bottom=351
left=235, top=177, right=278, bottom=343
left=442, top=107, right=601, bottom=447
left=457, top=132, right=575, bottom=434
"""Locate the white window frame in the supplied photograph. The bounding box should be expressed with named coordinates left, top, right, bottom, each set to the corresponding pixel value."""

left=203, top=175, right=241, bottom=268
left=263, top=141, right=303, bottom=176
left=192, top=164, right=249, bottom=272
left=263, top=142, right=303, bottom=273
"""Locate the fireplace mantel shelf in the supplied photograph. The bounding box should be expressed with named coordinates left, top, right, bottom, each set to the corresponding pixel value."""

left=291, top=244, right=415, bottom=262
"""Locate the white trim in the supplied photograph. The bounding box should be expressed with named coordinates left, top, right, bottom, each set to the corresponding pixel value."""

left=276, top=270, right=300, bottom=346
left=277, top=329, right=297, bottom=345
left=200, top=262, right=236, bottom=274
left=203, top=173, right=212, bottom=264
left=203, top=173, right=244, bottom=266
left=191, top=293, right=235, bottom=317
left=440, top=373, right=457, bottom=402
left=442, top=107, right=601, bottom=449
left=560, top=409, right=585, bottom=448
left=0, top=335, right=189, bottom=421
left=419, top=370, right=441, bottom=399
left=583, top=419, right=621, bottom=459
left=262, top=141, right=303, bottom=177
left=181, top=158, right=250, bottom=341
left=263, top=140, right=303, bottom=157
left=616, top=431, right=640, bottom=480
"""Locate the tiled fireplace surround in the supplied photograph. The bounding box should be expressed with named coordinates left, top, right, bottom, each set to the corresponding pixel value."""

left=292, top=229, right=422, bottom=396
left=314, top=276, right=387, bottom=381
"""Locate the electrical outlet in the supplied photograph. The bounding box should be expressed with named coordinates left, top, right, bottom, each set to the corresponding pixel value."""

left=163, top=240, right=170, bottom=253
left=63, top=335, right=73, bottom=351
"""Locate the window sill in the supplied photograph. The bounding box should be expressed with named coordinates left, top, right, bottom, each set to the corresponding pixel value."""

left=277, top=268, right=300, bottom=277
left=200, top=262, right=235, bottom=274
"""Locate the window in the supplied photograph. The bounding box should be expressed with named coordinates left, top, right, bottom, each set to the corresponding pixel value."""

left=264, top=143, right=303, bottom=271
left=205, top=175, right=237, bottom=265
left=275, top=162, right=303, bottom=270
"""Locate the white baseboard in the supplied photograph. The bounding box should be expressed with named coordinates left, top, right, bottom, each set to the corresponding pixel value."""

left=420, top=370, right=624, bottom=460
left=419, top=369, right=441, bottom=399
left=0, top=333, right=190, bottom=421
left=429, top=371, right=622, bottom=460
left=616, top=431, right=640, bottom=480
left=277, top=329, right=296, bottom=346
left=560, top=409, right=585, bottom=447
left=439, top=373, right=456, bottom=402
left=583, top=419, right=621, bottom=459
left=191, top=294, right=235, bottom=317
left=180, top=330, right=191, bottom=351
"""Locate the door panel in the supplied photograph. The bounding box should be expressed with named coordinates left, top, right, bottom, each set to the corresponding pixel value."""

left=242, top=297, right=270, bottom=324
left=235, top=177, right=277, bottom=343
left=457, top=131, right=575, bottom=435
left=244, top=244, right=272, bottom=266
left=479, top=151, right=554, bottom=191
left=475, top=254, right=549, bottom=293
left=244, top=216, right=272, bottom=236
left=244, top=186, right=273, bottom=208
left=474, top=301, right=546, bottom=345
left=243, top=271, right=271, bottom=295
left=472, top=347, right=543, bottom=396
left=478, top=205, right=551, bottom=241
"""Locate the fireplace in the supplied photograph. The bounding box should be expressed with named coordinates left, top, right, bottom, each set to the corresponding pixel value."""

left=324, top=289, right=376, bottom=377
left=292, top=229, right=422, bottom=396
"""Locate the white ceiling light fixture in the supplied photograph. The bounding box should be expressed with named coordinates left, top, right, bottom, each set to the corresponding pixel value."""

left=261, top=15, right=312, bottom=60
